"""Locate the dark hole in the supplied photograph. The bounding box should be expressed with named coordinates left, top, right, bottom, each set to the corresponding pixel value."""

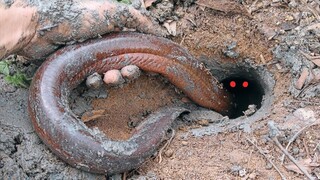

left=221, top=77, right=264, bottom=119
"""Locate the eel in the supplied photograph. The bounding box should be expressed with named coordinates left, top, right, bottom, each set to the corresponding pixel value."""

left=28, top=32, right=232, bottom=174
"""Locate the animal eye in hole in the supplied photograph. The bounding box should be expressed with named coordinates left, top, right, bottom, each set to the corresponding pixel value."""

left=242, top=81, right=249, bottom=88
left=229, top=81, right=236, bottom=88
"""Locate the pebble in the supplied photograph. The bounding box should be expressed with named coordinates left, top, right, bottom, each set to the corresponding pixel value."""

left=239, top=168, right=247, bottom=177
left=86, top=72, right=102, bottom=89
left=164, top=149, right=174, bottom=157
left=230, top=165, right=242, bottom=175
left=181, top=141, right=188, bottom=146
left=265, top=162, right=273, bottom=170
left=292, top=146, right=300, bottom=155
left=103, top=70, right=125, bottom=85
left=121, top=65, right=141, bottom=80
left=293, top=108, right=316, bottom=122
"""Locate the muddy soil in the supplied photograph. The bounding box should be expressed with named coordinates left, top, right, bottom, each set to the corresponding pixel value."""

left=1, top=0, right=320, bottom=179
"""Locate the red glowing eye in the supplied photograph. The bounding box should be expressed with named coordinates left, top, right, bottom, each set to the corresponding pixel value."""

left=242, top=81, right=249, bottom=88
left=230, top=81, right=236, bottom=88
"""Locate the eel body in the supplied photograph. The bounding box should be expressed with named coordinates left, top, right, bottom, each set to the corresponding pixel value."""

left=28, top=32, right=231, bottom=174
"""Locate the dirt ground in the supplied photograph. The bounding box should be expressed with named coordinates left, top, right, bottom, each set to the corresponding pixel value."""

left=1, top=0, right=320, bottom=179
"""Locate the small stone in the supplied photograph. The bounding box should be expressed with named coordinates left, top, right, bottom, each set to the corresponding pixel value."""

left=164, top=149, right=174, bottom=157
left=243, top=104, right=257, bottom=116
left=223, top=49, right=239, bottom=59
left=103, top=70, right=125, bottom=85
left=181, top=141, right=188, bottom=146
left=227, top=41, right=237, bottom=50
left=86, top=72, right=102, bottom=89
left=230, top=165, right=242, bottom=175
left=183, top=109, right=223, bottom=123
left=293, top=108, right=316, bottom=122
left=120, top=65, right=141, bottom=80
left=196, top=119, right=210, bottom=126
left=292, top=146, right=299, bottom=155
left=239, top=168, right=247, bottom=177
left=265, top=162, right=273, bottom=170
left=288, top=0, right=298, bottom=8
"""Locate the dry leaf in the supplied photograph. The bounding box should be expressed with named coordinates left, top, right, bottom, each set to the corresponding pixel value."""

left=300, top=50, right=320, bottom=68
left=284, top=158, right=320, bottom=174
left=163, top=20, right=177, bottom=36
left=295, top=67, right=309, bottom=90
left=196, top=0, right=250, bottom=16
left=312, top=59, right=320, bottom=67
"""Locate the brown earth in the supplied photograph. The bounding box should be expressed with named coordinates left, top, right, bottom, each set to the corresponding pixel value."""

left=1, top=0, right=320, bottom=179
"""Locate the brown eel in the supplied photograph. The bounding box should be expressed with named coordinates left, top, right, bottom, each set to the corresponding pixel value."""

left=28, top=32, right=232, bottom=174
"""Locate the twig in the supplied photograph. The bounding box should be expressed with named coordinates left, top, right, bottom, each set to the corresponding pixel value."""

left=272, top=137, right=315, bottom=180
left=245, top=137, right=287, bottom=180
left=180, top=34, right=187, bottom=45
left=260, top=54, right=266, bottom=64
left=303, top=138, right=311, bottom=159
left=281, top=122, right=320, bottom=164
left=268, top=121, right=315, bottom=180
left=300, top=50, right=320, bottom=60
left=157, top=129, right=176, bottom=163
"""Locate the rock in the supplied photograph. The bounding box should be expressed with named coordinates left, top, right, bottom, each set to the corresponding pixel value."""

left=292, top=146, right=300, bottom=155
left=288, top=0, right=298, bottom=8
left=293, top=108, right=316, bottom=122
left=164, top=149, right=174, bottom=157
left=121, top=65, right=141, bottom=80
left=103, top=70, right=125, bottom=85
left=181, top=141, right=188, bottom=146
left=265, top=162, right=273, bottom=170
left=230, top=165, right=242, bottom=176
left=223, top=49, right=239, bottom=59
left=183, top=109, right=223, bottom=123
left=243, top=104, right=257, bottom=116
left=86, top=72, right=102, bottom=89
left=239, top=168, right=247, bottom=177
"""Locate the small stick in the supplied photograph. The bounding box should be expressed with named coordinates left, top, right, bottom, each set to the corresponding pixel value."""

left=260, top=54, right=266, bottom=64
left=245, top=137, right=287, bottom=180
left=271, top=137, right=315, bottom=180
left=180, top=34, right=187, bottom=45
left=268, top=121, right=315, bottom=180
left=122, top=172, right=127, bottom=180
left=157, top=129, right=176, bottom=163
left=280, top=122, right=320, bottom=164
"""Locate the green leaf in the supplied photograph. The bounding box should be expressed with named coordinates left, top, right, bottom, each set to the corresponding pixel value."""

left=4, top=72, right=30, bottom=88
left=117, top=0, right=131, bottom=4
left=0, top=61, right=10, bottom=75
